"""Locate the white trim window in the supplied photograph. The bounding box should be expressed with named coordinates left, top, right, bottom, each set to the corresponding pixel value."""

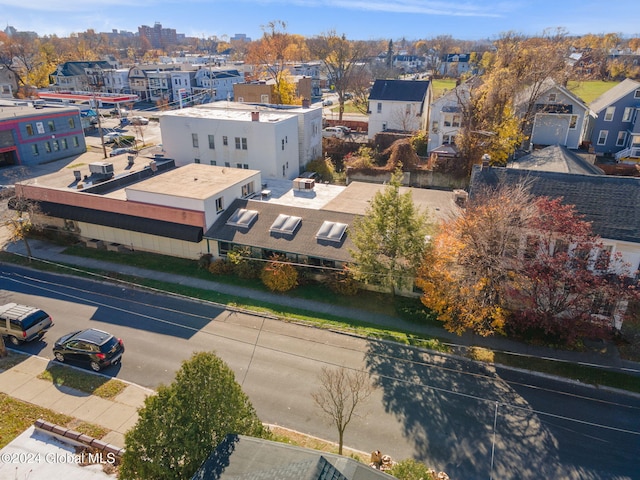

left=622, top=107, right=633, bottom=122
left=604, top=106, right=615, bottom=122
left=597, top=130, right=608, bottom=145
left=569, top=115, right=578, bottom=129
left=616, top=131, right=627, bottom=147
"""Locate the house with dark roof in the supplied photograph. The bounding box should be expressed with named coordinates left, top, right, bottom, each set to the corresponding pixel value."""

left=191, top=434, right=395, bottom=480
left=367, top=79, right=432, bottom=140
left=49, top=61, right=113, bottom=91
left=469, top=164, right=640, bottom=318
left=438, top=53, right=474, bottom=77
left=587, top=78, right=640, bottom=162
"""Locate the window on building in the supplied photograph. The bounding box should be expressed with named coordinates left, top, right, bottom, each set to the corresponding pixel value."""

left=224, top=162, right=230, bottom=167
left=635, top=89, right=640, bottom=99
left=261, top=94, right=269, bottom=103
left=548, top=93, right=557, bottom=102
left=223, top=136, right=228, bottom=146
left=243, top=164, right=249, bottom=169
left=242, top=137, right=247, bottom=150
left=406, top=104, right=412, bottom=114
left=432, top=121, right=439, bottom=132
left=569, top=115, right=578, bottom=129
left=26, top=124, right=34, bottom=136
left=377, top=102, right=382, bottom=113
left=195, top=158, right=200, bottom=164
left=241, top=181, right=254, bottom=197
left=31, top=144, right=39, bottom=156
left=604, top=106, right=615, bottom=121
left=47, top=121, right=55, bottom=132
left=73, top=137, right=79, bottom=147
left=52, top=140, right=59, bottom=151
left=192, top=133, right=199, bottom=148
left=210, top=160, right=217, bottom=165
left=592, top=293, right=615, bottom=317
left=235, top=137, right=241, bottom=149
left=44, top=142, right=51, bottom=153
left=68, top=117, right=75, bottom=129
left=282, top=139, right=285, bottom=150
left=236, top=163, right=242, bottom=168
left=597, top=130, right=608, bottom=145
left=553, top=239, right=569, bottom=257
left=623, top=107, right=633, bottom=122
left=595, top=245, right=613, bottom=271
left=442, top=134, right=455, bottom=144
left=208, top=134, right=215, bottom=149
left=215, top=197, right=224, bottom=213
left=616, top=131, right=627, bottom=146
left=61, top=138, right=68, bottom=149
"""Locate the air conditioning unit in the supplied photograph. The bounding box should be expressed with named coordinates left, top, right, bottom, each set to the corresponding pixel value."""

left=89, top=162, right=114, bottom=176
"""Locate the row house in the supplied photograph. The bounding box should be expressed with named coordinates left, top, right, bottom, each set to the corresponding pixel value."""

left=193, top=68, right=244, bottom=102
left=49, top=61, right=113, bottom=91
left=438, top=53, right=474, bottom=77
left=588, top=78, right=640, bottom=162
left=127, top=64, right=182, bottom=102
left=170, top=71, right=198, bottom=107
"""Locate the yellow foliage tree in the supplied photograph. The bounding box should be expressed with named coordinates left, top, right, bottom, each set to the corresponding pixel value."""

left=261, top=256, right=298, bottom=292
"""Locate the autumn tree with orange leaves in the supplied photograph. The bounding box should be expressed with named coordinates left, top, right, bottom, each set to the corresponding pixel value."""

left=417, top=183, right=638, bottom=344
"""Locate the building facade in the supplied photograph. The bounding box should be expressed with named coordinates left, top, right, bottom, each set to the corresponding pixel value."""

left=0, top=106, right=87, bottom=167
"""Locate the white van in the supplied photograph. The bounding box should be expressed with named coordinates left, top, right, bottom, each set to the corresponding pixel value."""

left=322, top=127, right=344, bottom=138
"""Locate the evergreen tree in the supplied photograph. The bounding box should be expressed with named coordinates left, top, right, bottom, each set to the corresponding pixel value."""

left=120, top=351, right=267, bottom=480
left=350, top=169, right=432, bottom=294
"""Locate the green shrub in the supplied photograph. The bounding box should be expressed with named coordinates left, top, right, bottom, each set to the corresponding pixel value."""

left=467, top=346, right=495, bottom=363
left=198, top=254, right=212, bottom=269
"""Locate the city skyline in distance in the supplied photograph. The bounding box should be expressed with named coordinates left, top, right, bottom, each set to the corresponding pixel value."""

left=2, top=0, right=639, bottom=42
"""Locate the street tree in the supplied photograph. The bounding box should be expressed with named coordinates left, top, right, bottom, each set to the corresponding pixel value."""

left=311, top=366, right=373, bottom=455
left=120, top=351, right=268, bottom=480
left=307, top=31, right=373, bottom=121
left=350, top=169, right=432, bottom=294
left=417, top=183, right=538, bottom=336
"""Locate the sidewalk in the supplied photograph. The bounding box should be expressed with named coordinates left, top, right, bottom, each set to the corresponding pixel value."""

left=1, top=238, right=640, bottom=449
left=0, top=354, right=151, bottom=448
left=5, top=238, right=640, bottom=374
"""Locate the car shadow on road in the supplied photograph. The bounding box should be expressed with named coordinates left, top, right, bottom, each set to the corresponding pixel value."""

left=364, top=339, right=567, bottom=479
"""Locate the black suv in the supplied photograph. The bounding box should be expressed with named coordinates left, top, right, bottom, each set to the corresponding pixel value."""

left=53, top=328, right=124, bottom=372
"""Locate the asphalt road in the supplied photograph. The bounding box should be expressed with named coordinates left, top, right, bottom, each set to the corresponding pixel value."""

left=1, top=264, right=639, bottom=479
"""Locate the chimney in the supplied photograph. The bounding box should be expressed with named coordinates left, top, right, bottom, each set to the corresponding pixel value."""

left=481, top=153, right=491, bottom=169
left=302, top=98, right=310, bottom=109
left=251, top=111, right=260, bottom=121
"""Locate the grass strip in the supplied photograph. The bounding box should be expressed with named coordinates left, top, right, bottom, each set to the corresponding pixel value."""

left=38, top=364, right=128, bottom=399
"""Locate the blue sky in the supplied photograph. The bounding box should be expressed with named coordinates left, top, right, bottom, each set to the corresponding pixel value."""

left=2, top=0, right=638, bottom=42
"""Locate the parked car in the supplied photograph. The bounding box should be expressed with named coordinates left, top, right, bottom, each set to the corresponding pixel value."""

left=322, top=126, right=344, bottom=138
left=322, top=99, right=334, bottom=106
left=335, top=125, right=351, bottom=135
left=104, top=132, right=123, bottom=143
left=0, top=303, right=54, bottom=345
left=110, top=107, right=128, bottom=117
left=110, top=147, right=136, bottom=157
left=129, top=115, right=149, bottom=126
left=53, top=328, right=124, bottom=372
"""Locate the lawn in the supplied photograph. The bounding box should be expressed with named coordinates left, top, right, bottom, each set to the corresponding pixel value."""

left=566, top=80, right=619, bottom=104
left=431, top=78, right=458, bottom=98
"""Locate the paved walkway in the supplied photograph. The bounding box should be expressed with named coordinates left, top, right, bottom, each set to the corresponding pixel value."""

left=1, top=238, right=640, bottom=450
left=0, top=355, right=151, bottom=447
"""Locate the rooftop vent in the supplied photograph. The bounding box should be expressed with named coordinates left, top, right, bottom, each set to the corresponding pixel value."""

left=251, top=111, right=260, bottom=121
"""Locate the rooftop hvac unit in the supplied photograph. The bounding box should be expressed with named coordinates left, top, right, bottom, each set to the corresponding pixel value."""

left=88, top=162, right=114, bottom=181
left=89, top=162, right=114, bottom=176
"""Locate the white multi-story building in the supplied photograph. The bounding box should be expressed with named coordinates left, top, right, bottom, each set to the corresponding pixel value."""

left=159, top=101, right=323, bottom=179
